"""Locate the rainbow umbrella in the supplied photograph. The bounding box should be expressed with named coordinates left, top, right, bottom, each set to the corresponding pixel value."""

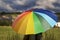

left=12, top=9, right=58, bottom=35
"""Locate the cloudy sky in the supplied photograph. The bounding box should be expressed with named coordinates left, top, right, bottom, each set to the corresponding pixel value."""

left=0, top=0, right=60, bottom=12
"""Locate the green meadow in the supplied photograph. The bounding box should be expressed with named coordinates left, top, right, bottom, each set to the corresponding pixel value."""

left=42, top=28, right=60, bottom=40
left=0, top=26, right=24, bottom=40
left=0, top=26, right=60, bottom=40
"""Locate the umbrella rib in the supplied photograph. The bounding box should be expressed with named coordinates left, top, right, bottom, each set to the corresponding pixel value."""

left=34, top=13, right=52, bottom=32
left=12, top=12, right=29, bottom=28
left=35, top=12, right=56, bottom=27
left=26, top=12, right=34, bottom=35
left=17, top=13, right=31, bottom=35
left=14, top=14, right=28, bottom=34
left=33, top=12, right=45, bottom=34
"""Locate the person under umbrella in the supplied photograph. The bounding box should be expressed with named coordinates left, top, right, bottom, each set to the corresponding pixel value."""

left=12, top=9, right=58, bottom=40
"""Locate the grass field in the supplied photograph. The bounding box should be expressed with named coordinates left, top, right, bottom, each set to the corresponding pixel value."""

left=0, top=26, right=60, bottom=40
left=42, top=28, right=60, bottom=40
left=0, top=26, right=24, bottom=40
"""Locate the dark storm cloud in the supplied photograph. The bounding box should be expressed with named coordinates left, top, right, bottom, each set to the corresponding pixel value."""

left=0, top=0, right=60, bottom=12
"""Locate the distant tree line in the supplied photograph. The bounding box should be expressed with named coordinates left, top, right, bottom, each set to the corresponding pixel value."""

left=0, top=12, right=59, bottom=26
left=0, top=12, right=22, bottom=26
left=0, top=12, right=22, bottom=15
left=55, top=12, right=60, bottom=22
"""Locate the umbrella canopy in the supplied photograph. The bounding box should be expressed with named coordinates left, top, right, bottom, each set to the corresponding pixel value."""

left=12, top=9, right=58, bottom=35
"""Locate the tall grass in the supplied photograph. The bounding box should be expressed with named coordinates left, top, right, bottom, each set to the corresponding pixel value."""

left=0, top=26, right=24, bottom=40
left=0, top=26, right=60, bottom=40
left=42, top=28, right=60, bottom=40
